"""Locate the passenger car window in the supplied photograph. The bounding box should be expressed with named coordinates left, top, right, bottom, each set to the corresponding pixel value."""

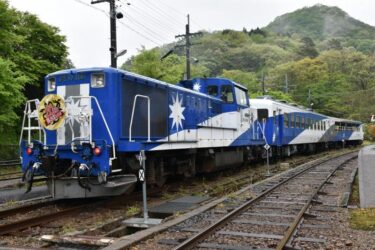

left=284, top=113, right=289, bottom=128
left=221, top=85, right=234, bottom=103
left=290, top=114, right=295, bottom=128
left=207, top=85, right=218, bottom=97
left=296, top=116, right=300, bottom=128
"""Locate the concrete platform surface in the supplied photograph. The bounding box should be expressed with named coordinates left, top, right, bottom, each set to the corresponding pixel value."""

left=358, top=145, right=375, bottom=208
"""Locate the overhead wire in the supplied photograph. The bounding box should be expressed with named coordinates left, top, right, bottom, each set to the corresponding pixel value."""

left=120, top=9, right=171, bottom=44
left=122, top=3, right=181, bottom=34
left=154, top=0, right=206, bottom=31
left=70, top=0, right=162, bottom=46
left=139, top=0, right=186, bottom=26
left=132, top=0, right=184, bottom=31
left=117, top=3, right=177, bottom=40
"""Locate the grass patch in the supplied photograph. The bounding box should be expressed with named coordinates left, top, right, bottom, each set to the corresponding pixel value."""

left=126, top=206, right=140, bottom=216
left=0, top=165, right=21, bottom=175
left=349, top=174, right=360, bottom=205
left=349, top=172, right=375, bottom=231
left=350, top=208, right=375, bottom=230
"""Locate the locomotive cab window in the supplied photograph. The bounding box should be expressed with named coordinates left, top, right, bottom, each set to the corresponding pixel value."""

left=207, top=85, right=218, bottom=97
left=91, top=73, right=105, bottom=88
left=221, top=85, right=234, bottom=103
left=257, top=109, right=268, bottom=122
left=234, top=86, right=248, bottom=106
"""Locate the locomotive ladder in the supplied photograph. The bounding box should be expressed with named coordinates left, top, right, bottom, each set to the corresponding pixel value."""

left=19, top=99, right=46, bottom=146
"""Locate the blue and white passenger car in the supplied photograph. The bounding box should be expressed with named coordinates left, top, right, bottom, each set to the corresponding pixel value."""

left=250, top=97, right=363, bottom=156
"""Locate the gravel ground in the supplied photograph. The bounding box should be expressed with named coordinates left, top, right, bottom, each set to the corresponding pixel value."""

left=292, top=158, right=375, bottom=249
left=128, top=152, right=375, bottom=250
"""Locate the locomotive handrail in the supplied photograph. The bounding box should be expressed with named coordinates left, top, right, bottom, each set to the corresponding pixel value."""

left=129, top=95, right=151, bottom=142
left=67, top=96, right=116, bottom=165
left=19, top=99, right=46, bottom=146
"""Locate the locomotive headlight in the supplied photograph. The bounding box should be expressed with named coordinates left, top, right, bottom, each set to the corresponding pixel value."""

left=91, top=73, right=105, bottom=88
left=48, top=78, right=56, bottom=91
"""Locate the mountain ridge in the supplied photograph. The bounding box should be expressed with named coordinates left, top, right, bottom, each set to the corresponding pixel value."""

left=264, top=4, right=375, bottom=41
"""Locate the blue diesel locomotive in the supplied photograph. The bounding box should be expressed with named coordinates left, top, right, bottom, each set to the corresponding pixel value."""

left=19, top=67, right=363, bottom=198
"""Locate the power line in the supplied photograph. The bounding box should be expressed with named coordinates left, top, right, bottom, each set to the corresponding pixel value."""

left=125, top=3, right=181, bottom=34
left=117, top=3, right=178, bottom=39
left=72, top=0, right=109, bottom=17
left=122, top=12, right=171, bottom=43
left=71, top=0, right=162, bottom=48
left=134, top=0, right=184, bottom=31
left=139, top=0, right=186, bottom=26
left=154, top=0, right=205, bottom=30
left=117, top=19, right=162, bottom=46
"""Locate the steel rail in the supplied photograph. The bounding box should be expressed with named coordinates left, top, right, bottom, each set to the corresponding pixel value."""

left=276, top=155, right=357, bottom=249
left=0, top=188, right=161, bottom=236
left=173, top=152, right=357, bottom=250
left=0, top=199, right=56, bottom=220
left=0, top=204, right=87, bottom=236
left=0, top=171, right=22, bottom=177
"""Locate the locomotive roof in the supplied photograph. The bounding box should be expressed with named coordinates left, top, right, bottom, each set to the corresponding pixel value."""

left=46, top=67, right=219, bottom=99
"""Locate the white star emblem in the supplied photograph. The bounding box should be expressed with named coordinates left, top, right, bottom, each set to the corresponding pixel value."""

left=193, top=83, right=201, bottom=91
left=169, top=94, right=185, bottom=131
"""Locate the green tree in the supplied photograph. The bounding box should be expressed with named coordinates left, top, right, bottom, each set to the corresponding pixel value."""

left=0, top=0, right=69, bottom=143
left=0, top=58, right=27, bottom=143
left=220, top=69, right=259, bottom=93
left=297, top=37, right=319, bottom=58
left=125, top=48, right=209, bottom=83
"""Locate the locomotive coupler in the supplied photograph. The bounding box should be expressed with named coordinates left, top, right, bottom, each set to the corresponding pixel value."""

left=77, top=163, right=91, bottom=191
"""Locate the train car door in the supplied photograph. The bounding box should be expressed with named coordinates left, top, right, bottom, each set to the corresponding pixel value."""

left=256, top=108, right=269, bottom=142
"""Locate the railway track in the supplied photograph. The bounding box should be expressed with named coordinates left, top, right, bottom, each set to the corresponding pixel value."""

left=0, top=188, right=162, bottom=237
left=0, top=149, right=359, bottom=248
left=0, top=159, right=21, bottom=167
left=142, top=151, right=358, bottom=250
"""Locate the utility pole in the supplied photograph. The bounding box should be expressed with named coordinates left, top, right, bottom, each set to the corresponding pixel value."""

left=261, top=70, right=265, bottom=95
left=91, top=0, right=117, bottom=68
left=175, top=14, right=202, bottom=80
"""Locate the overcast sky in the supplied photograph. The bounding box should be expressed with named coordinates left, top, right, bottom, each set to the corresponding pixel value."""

left=7, top=0, right=375, bottom=68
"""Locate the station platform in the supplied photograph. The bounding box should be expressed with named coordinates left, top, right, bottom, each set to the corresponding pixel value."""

left=358, top=145, right=375, bottom=208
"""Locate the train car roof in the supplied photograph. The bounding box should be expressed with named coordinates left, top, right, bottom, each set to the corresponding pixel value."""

left=250, top=97, right=362, bottom=125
